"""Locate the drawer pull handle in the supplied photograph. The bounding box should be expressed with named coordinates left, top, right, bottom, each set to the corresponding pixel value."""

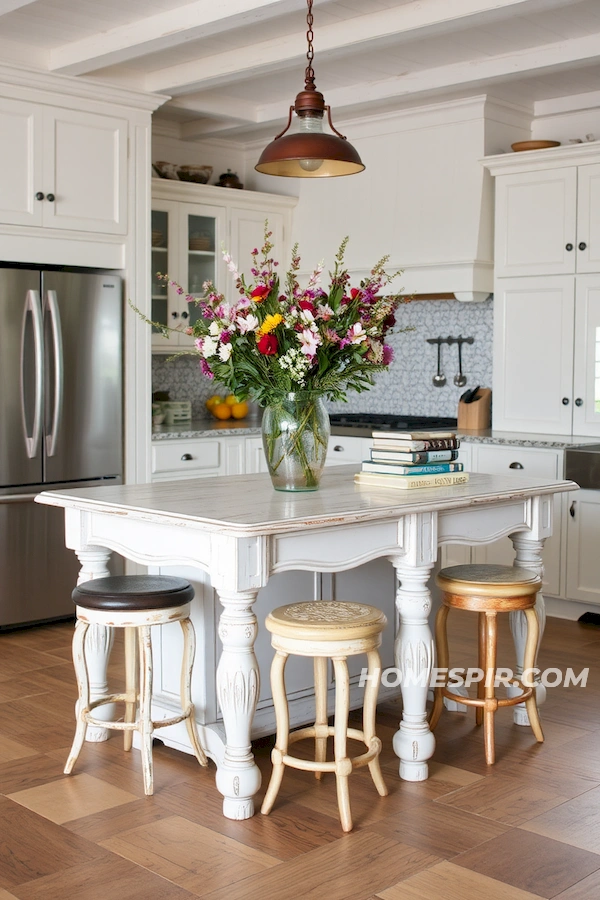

left=509, top=462, right=524, bottom=469
left=570, top=501, right=576, bottom=519
left=181, top=453, right=193, bottom=461
left=333, top=445, right=344, bottom=452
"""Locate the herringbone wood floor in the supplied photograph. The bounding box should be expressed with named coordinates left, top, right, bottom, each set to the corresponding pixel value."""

left=1, top=612, right=600, bottom=899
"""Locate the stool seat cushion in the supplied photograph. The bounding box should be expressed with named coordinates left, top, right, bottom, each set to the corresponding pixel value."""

left=437, top=564, right=541, bottom=599
left=266, top=601, right=387, bottom=642
left=72, top=575, right=194, bottom=611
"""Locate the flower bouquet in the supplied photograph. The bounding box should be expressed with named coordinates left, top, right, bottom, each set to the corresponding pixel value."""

left=141, top=225, right=409, bottom=490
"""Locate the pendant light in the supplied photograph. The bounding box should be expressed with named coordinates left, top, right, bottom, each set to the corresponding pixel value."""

left=255, top=0, right=365, bottom=178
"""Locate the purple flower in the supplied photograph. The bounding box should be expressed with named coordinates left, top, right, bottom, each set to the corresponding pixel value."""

left=220, top=330, right=231, bottom=344
left=200, top=359, right=213, bottom=378
left=383, top=344, right=394, bottom=365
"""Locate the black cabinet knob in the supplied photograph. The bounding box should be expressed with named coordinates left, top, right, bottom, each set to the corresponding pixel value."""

left=171, top=311, right=179, bottom=319
left=181, top=311, right=189, bottom=319
left=579, top=242, right=587, bottom=251
left=575, top=398, right=584, bottom=406
left=562, top=397, right=570, bottom=405
left=46, top=193, right=55, bottom=202
left=333, top=445, right=344, bottom=452
left=570, top=501, right=576, bottom=519
left=35, top=191, right=44, bottom=201
left=181, top=453, right=193, bottom=461
left=509, top=461, right=524, bottom=469
left=566, top=243, right=573, bottom=251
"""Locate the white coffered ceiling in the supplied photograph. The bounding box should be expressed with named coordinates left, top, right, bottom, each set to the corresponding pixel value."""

left=2, top=0, right=600, bottom=142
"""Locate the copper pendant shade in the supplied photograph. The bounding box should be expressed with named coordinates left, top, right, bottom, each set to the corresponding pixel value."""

left=255, top=0, right=364, bottom=178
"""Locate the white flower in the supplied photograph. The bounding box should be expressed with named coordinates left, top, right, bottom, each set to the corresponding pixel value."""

left=299, top=308, right=315, bottom=325
left=348, top=322, right=367, bottom=344
left=316, top=303, right=334, bottom=320
left=236, top=313, right=259, bottom=334
left=298, top=328, right=321, bottom=357
left=218, top=342, right=233, bottom=362
left=208, top=321, right=220, bottom=336
left=202, top=336, right=218, bottom=358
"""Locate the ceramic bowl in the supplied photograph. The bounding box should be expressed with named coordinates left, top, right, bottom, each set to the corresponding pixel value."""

left=177, top=165, right=213, bottom=184
left=154, top=161, right=180, bottom=179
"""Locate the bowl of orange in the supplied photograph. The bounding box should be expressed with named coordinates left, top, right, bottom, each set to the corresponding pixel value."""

left=205, top=394, right=249, bottom=421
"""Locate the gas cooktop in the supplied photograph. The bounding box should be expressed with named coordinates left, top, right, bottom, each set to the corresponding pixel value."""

left=328, top=413, right=458, bottom=432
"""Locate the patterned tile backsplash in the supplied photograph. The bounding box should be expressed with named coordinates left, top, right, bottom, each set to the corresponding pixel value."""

left=152, top=297, right=493, bottom=418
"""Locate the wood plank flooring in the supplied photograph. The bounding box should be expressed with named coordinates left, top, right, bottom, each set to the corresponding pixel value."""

left=1, top=612, right=600, bottom=899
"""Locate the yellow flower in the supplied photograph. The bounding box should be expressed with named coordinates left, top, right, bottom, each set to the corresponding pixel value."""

left=258, top=313, right=283, bottom=335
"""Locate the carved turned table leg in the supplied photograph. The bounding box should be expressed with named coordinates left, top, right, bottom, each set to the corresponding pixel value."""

left=74, top=545, right=114, bottom=742
left=391, top=550, right=436, bottom=781
left=215, top=588, right=262, bottom=820
left=509, top=534, right=547, bottom=725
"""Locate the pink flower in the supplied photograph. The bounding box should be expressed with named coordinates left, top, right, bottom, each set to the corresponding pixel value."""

left=347, top=322, right=367, bottom=345
left=383, top=344, right=394, bottom=365
left=200, top=359, right=213, bottom=378
left=298, top=328, right=321, bottom=357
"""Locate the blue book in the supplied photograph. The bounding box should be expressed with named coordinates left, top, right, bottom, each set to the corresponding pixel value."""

left=361, top=460, right=464, bottom=476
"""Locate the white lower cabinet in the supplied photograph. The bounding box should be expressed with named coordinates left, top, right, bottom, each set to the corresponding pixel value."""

left=151, top=436, right=245, bottom=481
left=325, top=435, right=372, bottom=466
left=565, top=489, right=600, bottom=606
left=441, top=443, right=563, bottom=597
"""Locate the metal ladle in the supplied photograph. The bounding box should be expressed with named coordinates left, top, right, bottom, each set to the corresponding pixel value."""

left=433, top=342, right=446, bottom=387
left=454, top=340, right=467, bottom=387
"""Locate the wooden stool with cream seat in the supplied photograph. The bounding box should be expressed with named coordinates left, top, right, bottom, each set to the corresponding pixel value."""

left=261, top=600, right=388, bottom=833
left=429, top=564, right=544, bottom=764
left=65, top=574, right=208, bottom=795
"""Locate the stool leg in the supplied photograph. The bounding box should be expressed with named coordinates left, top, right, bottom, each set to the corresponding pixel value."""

left=313, top=656, right=328, bottom=781
left=483, top=612, right=498, bottom=765
left=429, top=604, right=449, bottom=730
left=476, top=612, right=486, bottom=727
left=332, top=657, right=353, bottom=833
left=179, top=616, right=208, bottom=767
left=123, top=626, right=137, bottom=752
left=364, top=649, right=387, bottom=798
left=261, top=650, right=289, bottom=815
left=523, top=608, right=544, bottom=744
left=138, top=626, right=154, bottom=796
left=64, top=619, right=90, bottom=775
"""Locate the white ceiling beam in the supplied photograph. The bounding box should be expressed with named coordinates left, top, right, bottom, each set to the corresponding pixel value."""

left=179, top=118, right=252, bottom=140
left=145, top=0, right=574, bottom=94
left=170, top=94, right=258, bottom=123
left=249, top=32, right=600, bottom=125
left=0, top=1, right=38, bottom=13
left=49, top=0, right=298, bottom=76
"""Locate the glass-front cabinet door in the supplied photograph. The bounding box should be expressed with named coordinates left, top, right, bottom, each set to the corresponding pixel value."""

left=151, top=201, right=175, bottom=349
left=180, top=203, right=227, bottom=344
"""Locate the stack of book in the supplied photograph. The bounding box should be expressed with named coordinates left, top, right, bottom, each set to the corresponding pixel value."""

left=354, top=430, right=469, bottom=490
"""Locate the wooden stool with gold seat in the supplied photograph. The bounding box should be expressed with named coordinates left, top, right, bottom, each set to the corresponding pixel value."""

left=261, top=600, right=388, bottom=832
left=429, top=564, right=544, bottom=764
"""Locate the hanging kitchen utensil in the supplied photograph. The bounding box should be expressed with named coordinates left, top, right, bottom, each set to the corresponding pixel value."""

left=454, top=339, right=467, bottom=387
left=433, top=341, right=446, bottom=387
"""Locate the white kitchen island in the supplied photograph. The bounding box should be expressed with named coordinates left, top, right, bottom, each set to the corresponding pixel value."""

left=37, top=467, right=575, bottom=820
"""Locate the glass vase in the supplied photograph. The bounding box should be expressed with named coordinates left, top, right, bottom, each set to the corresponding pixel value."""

left=261, top=392, right=330, bottom=491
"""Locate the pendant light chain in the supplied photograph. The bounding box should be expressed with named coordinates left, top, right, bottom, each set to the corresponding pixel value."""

left=305, top=0, right=315, bottom=90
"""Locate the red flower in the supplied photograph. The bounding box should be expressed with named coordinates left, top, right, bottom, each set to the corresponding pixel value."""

left=299, top=299, right=316, bottom=314
left=350, top=287, right=361, bottom=300
left=257, top=333, right=278, bottom=355
left=251, top=285, right=270, bottom=301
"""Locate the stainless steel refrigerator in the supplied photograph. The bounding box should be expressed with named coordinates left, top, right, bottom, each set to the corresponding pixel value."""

left=0, top=266, right=123, bottom=629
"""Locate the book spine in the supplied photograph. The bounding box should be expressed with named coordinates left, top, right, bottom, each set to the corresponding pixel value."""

left=356, top=472, right=469, bottom=489
left=362, top=462, right=464, bottom=475
left=371, top=438, right=459, bottom=452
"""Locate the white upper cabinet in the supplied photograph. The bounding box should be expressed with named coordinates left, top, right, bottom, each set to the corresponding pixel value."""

left=42, top=108, right=128, bottom=235
left=0, top=99, right=127, bottom=235
left=577, top=164, right=600, bottom=273
left=0, top=97, right=43, bottom=227
left=572, top=275, right=600, bottom=436
left=151, top=181, right=297, bottom=352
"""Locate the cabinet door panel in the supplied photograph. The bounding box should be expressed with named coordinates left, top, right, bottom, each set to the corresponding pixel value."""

left=0, top=97, right=43, bottom=227
left=178, top=202, right=227, bottom=348
left=43, top=108, right=127, bottom=234
left=229, top=207, right=284, bottom=289
left=576, top=163, right=600, bottom=273
left=572, top=275, right=600, bottom=437
left=493, top=276, right=575, bottom=434
left=566, top=489, right=600, bottom=605
left=495, top=168, right=577, bottom=276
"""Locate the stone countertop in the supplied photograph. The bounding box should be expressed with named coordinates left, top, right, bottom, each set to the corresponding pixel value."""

left=151, top=418, right=600, bottom=449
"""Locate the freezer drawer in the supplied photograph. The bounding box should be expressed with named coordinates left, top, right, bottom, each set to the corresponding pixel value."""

left=0, top=495, right=78, bottom=628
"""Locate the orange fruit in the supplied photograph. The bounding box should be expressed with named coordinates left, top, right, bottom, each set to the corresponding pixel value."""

left=212, top=402, right=232, bottom=420
left=225, top=394, right=238, bottom=406
left=205, top=394, right=223, bottom=411
left=231, top=401, right=249, bottom=419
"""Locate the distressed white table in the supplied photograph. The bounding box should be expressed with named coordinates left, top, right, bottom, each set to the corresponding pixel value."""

left=37, top=468, right=575, bottom=820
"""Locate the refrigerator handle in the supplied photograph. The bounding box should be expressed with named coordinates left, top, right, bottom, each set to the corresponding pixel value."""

left=20, top=289, right=43, bottom=459
left=45, top=289, right=64, bottom=458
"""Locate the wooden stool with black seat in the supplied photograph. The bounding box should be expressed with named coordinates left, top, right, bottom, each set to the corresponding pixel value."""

left=429, top=564, right=544, bottom=765
left=65, top=574, right=208, bottom=795
left=261, top=600, right=388, bottom=833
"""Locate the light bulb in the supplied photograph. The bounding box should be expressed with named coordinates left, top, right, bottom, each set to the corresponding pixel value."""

left=298, top=157, right=324, bottom=172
